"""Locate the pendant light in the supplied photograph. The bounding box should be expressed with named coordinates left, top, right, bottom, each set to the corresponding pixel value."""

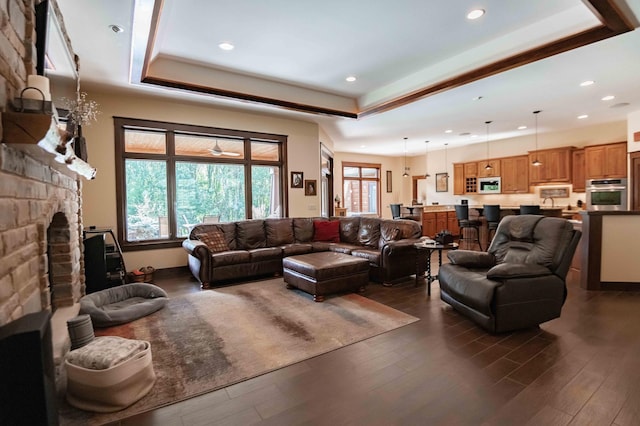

left=484, top=120, right=492, bottom=170
left=424, top=140, right=430, bottom=178
left=402, top=137, right=409, bottom=177
left=444, top=143, right=449, bottom=178
left=532, top=110, right=542, bottom=166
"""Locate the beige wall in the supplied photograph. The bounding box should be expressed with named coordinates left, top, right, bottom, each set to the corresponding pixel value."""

left=628, top=110, right=640, bottom=153
left=78, top=86, right=322, bottom=271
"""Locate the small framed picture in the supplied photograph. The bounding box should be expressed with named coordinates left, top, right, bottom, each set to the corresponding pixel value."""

left=304, top=179, right=317, bottom=196
left=436, top=173, right=448, bottom=192
left=386, top=170, right=392, bottom=193
left=291, top=171, right=303, bottom=188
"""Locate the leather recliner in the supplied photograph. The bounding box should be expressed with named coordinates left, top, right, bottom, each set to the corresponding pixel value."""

left=438, top=215, right=581, bottom=333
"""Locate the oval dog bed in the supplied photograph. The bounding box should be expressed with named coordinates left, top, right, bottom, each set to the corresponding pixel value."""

left=80, top=283, right=169, bottom=328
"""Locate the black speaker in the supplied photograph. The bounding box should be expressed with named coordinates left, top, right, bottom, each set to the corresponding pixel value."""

left=0, top=311, right=59, bottom=425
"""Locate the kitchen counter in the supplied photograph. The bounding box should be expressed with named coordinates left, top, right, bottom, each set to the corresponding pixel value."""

left=579, top=210, right=640, bottom=291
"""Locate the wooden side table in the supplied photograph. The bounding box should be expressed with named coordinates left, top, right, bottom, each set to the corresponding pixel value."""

left=414, top=242, right=458, bottom=296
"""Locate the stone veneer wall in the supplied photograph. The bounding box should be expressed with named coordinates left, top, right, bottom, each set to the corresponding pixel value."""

left=0, top=0, right=85, bottom=327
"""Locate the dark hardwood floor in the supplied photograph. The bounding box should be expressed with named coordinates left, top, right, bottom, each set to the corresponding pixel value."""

left=116, top=264, right=640, bottom=426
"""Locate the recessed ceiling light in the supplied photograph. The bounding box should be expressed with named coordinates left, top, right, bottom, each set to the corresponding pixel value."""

left=577, top=114, right=589, bottom=119
left=517, top=125, right=527, bottom=130
left=360, top=144, right=366, bottom=148
left=444, top=129, right=453, bottom=134
left=109, top=24, right=124, bottom=34
left=467, top=9, right=485, bottom=20
left=471, top=134, right=478, bottom=138
left=580, top=80, right=595, bottom=87
left=218, top=42, right=234, bottom=51
left=345, top=76, right=357, bottom=82
left=601, top=95, right=615, bottom=101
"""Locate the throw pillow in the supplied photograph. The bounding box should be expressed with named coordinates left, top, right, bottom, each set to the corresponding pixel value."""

left=196, top=228, right=229, bottom=253
left=312, top=220, right=340, bottom=243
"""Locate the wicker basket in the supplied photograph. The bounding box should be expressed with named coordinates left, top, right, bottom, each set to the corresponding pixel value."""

left=128, top=266, right=155, bottom=283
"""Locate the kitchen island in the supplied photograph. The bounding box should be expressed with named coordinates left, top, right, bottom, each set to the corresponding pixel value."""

left=420, top=205, right=564, bottom=249
left=578, top=210, right=640, bottom=290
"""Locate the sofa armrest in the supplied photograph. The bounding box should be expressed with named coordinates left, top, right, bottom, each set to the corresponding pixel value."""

left=384, top=239, right=419, bottom=255
left=182, top=239, right=210, bottom=258
left=447, top=250, right=495, bottom=268
left=487, top=263, right=553, bottom=280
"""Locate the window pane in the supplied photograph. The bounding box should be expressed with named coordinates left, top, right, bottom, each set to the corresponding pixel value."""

left=343, top=167, right=359, bottom=178
left=362, top=181, right=378, bottom=214
left=344, top=180, right=361, bottom=213
left=125, top=129, right=166, bottom=154
left=175, top=134, right=244, bottom=158
left=251, top=141, right=279, bottom=161
left=175, top=162, right=245, bottom=237
left=361, top=168, right=378, bottom=178
left=125, top=159, right=168, bottom=241
left=251, top=166, right=281, bottom=219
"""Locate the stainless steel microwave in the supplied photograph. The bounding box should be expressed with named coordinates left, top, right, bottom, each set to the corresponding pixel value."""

left=478, top=177, right=501, bottom=194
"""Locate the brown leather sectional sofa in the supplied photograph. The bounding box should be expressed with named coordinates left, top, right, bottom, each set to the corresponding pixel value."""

left=182, top=216, right=422, bottom=288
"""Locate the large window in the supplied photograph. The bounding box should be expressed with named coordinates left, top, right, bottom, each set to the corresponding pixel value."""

left=115, top=118, right=287, bottom=250
left=342, top=162, right=381, bottom=216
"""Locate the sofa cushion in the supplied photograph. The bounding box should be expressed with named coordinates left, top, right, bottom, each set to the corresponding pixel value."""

left=313, top=220, right=340, bottom=242
left=339, top=217, right=360, bottom=245
left=379, top=223, right=401, bottom=248
left=210, top=250, right=251, bottom=267
left=282, top=243, right=313, bottom=257
left=265, top=218, right=294, bottom=246
left=196, top=228, right=229, bottom=253
left=293, top=218, right=315, bottom=242
left=236, top=220, right=266, bottom=249
left=358, top=217, right=381, bottom=248
left=249, top=247, right=283, bottom=262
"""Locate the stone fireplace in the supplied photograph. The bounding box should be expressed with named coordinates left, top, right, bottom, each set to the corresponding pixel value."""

left=0, top=144, right=85, bottom=361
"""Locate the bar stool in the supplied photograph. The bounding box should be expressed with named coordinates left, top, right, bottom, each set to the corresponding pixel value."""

left=390, top=204, right=402, bottom=219
left=519, top=205, right=541, bottom=215
left=483, top=204, right=501, bottom=249
left=454, top=204, right=482, bottom=251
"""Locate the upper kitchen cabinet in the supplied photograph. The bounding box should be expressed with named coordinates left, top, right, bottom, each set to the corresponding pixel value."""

left=572, top=149, right=586, bottom=192
left=501, top=155, right=529, bottom=193
left=477, top=160, right=501, bottom=178
left=453, top=163, right=465, bottom=195
left=529, top=147, right=573, bottom=184
left=584, top=142, right=627, bottom=179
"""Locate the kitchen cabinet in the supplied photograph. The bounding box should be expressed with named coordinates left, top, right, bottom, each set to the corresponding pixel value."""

left=584, top=142, right=627, bottom=179
left=453, top=163, right=464, bottom=195
left=572, top=149, right=586, bottom=192
left=464, top=162, right=478, bottom=178
left=477, top=160, right=501, bottom=177
left=422, top=211, right=459, bottom=237
left=422, top=212, right=436, bottom=237
left=447, top=211, right=459, bottom=237
left=501, top=155, right=529, bottom=193
left=529, top=147, right=572, bottom=184
left=435, top=212, right=448, bottom=233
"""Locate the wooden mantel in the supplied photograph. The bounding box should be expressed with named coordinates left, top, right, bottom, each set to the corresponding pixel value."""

left=1, top=111, right=96, bottom=180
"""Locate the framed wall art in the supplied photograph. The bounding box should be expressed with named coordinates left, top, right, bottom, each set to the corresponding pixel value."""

left=386, top=170, right=392, bottom=192
left=304, top=179, right=317, bottom=196
left=436, top=173, right=448, bottom=192
left=291, top=171, right=303, bottom=188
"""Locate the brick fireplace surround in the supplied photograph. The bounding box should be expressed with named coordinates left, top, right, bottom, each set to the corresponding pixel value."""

left=0, top=0, right=85, bottom=378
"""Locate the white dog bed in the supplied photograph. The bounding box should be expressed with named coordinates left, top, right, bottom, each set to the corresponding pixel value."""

left=65, top=336, right=156, bottom=412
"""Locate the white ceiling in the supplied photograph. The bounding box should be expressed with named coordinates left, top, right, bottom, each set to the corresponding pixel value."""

left=56, top=0, right=640, bottom=156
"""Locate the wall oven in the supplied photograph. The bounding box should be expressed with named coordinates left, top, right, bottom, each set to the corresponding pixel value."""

left=586, top=178, right=627, bottom=211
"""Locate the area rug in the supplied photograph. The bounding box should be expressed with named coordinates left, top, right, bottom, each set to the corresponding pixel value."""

left=58, top=278, right=418, bottom=425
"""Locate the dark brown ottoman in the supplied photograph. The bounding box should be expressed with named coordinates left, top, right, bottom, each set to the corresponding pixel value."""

left=283, top=252, right=369, bottom=302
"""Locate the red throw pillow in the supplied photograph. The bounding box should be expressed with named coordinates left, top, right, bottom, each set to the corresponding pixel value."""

left=313, top=220, right=340, bottom=243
